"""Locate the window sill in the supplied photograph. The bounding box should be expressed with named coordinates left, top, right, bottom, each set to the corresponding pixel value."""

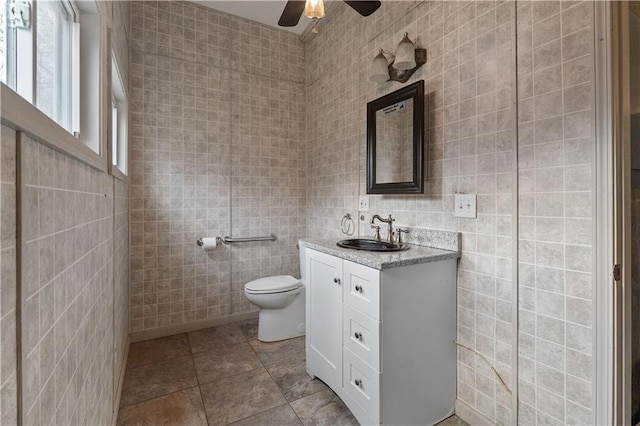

left=112, top=165, right=128, bottom=183
left=1, top=84, right=107, bottom=172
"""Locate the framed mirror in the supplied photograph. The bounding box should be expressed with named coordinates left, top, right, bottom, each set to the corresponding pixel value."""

left=366, top=80, right=424, bottom=194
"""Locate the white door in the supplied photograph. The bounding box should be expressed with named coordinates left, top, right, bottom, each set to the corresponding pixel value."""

left=306, top=249, right=343, bottom=391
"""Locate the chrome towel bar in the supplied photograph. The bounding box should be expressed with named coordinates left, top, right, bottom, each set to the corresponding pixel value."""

left=224, top=234, right=277, bottom=243
left=197, top=234, right=277, bottom=247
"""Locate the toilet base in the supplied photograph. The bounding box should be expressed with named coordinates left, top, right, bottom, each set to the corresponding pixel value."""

left=257, top=288, right=306, bottom=342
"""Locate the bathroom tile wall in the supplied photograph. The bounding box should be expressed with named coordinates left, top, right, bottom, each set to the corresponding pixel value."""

left=306, top=4, right=363, bottom=239
left=0, top=3, right=131, bottom=424
left=516, top=2, right=594, bottom=423
left=113, top=0, right=131, bottom=85
left=228, top=71, right=306, bottom=313
left=307, top=2, right=515, bottom=423
left=129, top=1, right=306, bottom=332
left=114, top=179, right=129, bottom=399
left=633, top=187, right=640, bottom=412
left=21, top=136, right=115, bottom=425
left=1, top=125, right=17, bottom=425
left=112, top=0, right=130, bottom=401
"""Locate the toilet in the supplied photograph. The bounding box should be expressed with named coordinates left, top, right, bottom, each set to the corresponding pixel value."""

left=243, top=248, right=306, bottom=342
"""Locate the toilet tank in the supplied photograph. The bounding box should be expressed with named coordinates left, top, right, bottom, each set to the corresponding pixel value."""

left=298, top=242, right=306, bottom=285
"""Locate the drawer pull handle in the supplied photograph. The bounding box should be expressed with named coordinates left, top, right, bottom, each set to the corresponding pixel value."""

left=354, top=332, right=362, bottom=340
left=354, top=379, right=362, bottom=387
left=355, top=285, right=362, bottom=292
left=333, top=277, right=341, bottom=284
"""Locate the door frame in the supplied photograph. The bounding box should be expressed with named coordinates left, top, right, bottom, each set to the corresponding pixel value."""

left=593, top=2, right=631, bottom=425
left=599, top=1, right=634, bottom=425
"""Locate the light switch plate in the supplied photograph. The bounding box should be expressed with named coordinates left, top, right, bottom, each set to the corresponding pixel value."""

left=454, top=194, right=476, bottom=218
left=359, top=195, right=370, bottom=212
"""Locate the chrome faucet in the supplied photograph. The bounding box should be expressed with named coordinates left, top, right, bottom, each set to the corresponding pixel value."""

left=370, top=214, right=395, bottom=243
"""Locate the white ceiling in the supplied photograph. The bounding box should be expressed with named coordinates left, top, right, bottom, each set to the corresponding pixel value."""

left=191, top=1, right=313, bottom=35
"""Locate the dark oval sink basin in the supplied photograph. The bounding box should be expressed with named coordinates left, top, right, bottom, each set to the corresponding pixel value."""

left=337, top=239, right=410, bottom=252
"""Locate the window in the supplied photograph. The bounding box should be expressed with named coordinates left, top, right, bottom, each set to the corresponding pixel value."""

left=1, top=0, right=79, bottom=133
left=111, top=53, right=127, bottom=175
left=36, top=0, right=76, bottom=130
left=111, top=96, right=117, bottom=162
left=0, top=1, right=7, bottom=83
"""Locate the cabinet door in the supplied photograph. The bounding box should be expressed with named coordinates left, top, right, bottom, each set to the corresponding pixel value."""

left=306, top=249, right=343, bottom=391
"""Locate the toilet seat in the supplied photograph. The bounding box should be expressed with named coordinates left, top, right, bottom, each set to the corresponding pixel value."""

left=244, top=275, right=300, bottom=294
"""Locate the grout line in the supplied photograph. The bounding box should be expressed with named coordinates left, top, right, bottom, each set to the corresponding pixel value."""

left=192, top=334, right=212, bottom=426
left=118, top=385, right=202, bottom=410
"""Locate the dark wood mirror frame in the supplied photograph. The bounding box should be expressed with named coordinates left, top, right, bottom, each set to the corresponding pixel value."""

left=366, top=80, right=425, bottom=194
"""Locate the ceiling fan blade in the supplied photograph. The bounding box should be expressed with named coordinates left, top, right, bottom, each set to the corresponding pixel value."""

left=343, top=1, right=381, bottom=17
left=278, top=0, right=306, bottom=27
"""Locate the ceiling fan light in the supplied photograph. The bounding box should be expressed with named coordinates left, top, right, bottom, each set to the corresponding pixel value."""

left=393, top=32, right=416, bottom=71
left=370, top=50, right=390, bottom=83
left=304, top=0, right=325, bottom=19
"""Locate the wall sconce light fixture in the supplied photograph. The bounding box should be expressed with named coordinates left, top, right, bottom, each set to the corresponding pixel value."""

left=370, top=33, right=427, bottom=83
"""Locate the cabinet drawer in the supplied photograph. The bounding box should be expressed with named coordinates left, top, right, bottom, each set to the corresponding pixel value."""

left=343, top=348, right=380, bottom=422
left=343, top=304, right=380, bottom=370
left=343, top=260, right=380, bottom=320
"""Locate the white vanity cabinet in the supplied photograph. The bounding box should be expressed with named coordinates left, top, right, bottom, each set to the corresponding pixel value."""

left=304, top=247, right=457, bottom=426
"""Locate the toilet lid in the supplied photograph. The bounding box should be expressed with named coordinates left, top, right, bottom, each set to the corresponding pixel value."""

left=245, top=275, right=300, bottom=293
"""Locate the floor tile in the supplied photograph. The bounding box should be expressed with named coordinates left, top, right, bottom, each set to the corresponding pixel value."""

left=236, top=318, right=258, bottom=340
left=249, top=337, right=305, bottom=368
left=437, top=415, right=470, bottom=426
left=188, top=323, right=247, bottom=354
left=127, top=334, right=191, bottom=368
left=289, top=389, right=358, bottom=426
left=116, top=387, right=207, bottom=426
left=193, top=342, right=262, bottom=385
left=120, top=355, right=199, bottom=407
left=266, top=360, right=328, bottom=402
left=200, top=368, right=287, bottom=426
left=229, top=404, right=302, bottom=426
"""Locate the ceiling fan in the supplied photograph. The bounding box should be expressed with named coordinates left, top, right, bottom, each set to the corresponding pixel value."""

left=278, top=0, right=381, bottom=33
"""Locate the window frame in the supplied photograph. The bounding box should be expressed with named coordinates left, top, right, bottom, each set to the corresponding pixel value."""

left=109, top=45, right=128, bottom=181
left=5, top=0, right=79, bottom=131
left=0, top=0, right=110, bottom=172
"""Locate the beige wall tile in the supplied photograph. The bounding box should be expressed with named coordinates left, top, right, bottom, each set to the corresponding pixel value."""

left=130, top=1, right=306, bottom=330
left=537, top=386, right=565, bottom=422
left=2, top=3, right=131, bottom=424
left=518, top=0, right=595, bottom=421
left=0, top=128, right=17, bottom=426
left=306, top=1, right=520, bottom=422
left=561, top=29, right=591, bottom=62
left=563, top=56, right=591, bottom=87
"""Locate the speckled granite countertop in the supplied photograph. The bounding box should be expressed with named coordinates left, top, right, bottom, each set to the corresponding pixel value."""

left=299, top=238, right=460, bottom=270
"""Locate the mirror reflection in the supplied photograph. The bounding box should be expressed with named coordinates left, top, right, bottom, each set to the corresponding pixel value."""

left=375, top=99, right=414, bottom=183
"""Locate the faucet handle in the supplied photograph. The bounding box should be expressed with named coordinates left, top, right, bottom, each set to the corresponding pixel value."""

left=370, top=225, right=381, bottom=241
left=397, top=228, right=409, bottom=244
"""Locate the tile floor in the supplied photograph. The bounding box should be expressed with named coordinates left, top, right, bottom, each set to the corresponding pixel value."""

left=116, top=319, right=469, bottom=426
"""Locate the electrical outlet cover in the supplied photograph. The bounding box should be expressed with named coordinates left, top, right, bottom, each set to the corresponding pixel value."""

left=359, top=195, right=370, bottom=212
